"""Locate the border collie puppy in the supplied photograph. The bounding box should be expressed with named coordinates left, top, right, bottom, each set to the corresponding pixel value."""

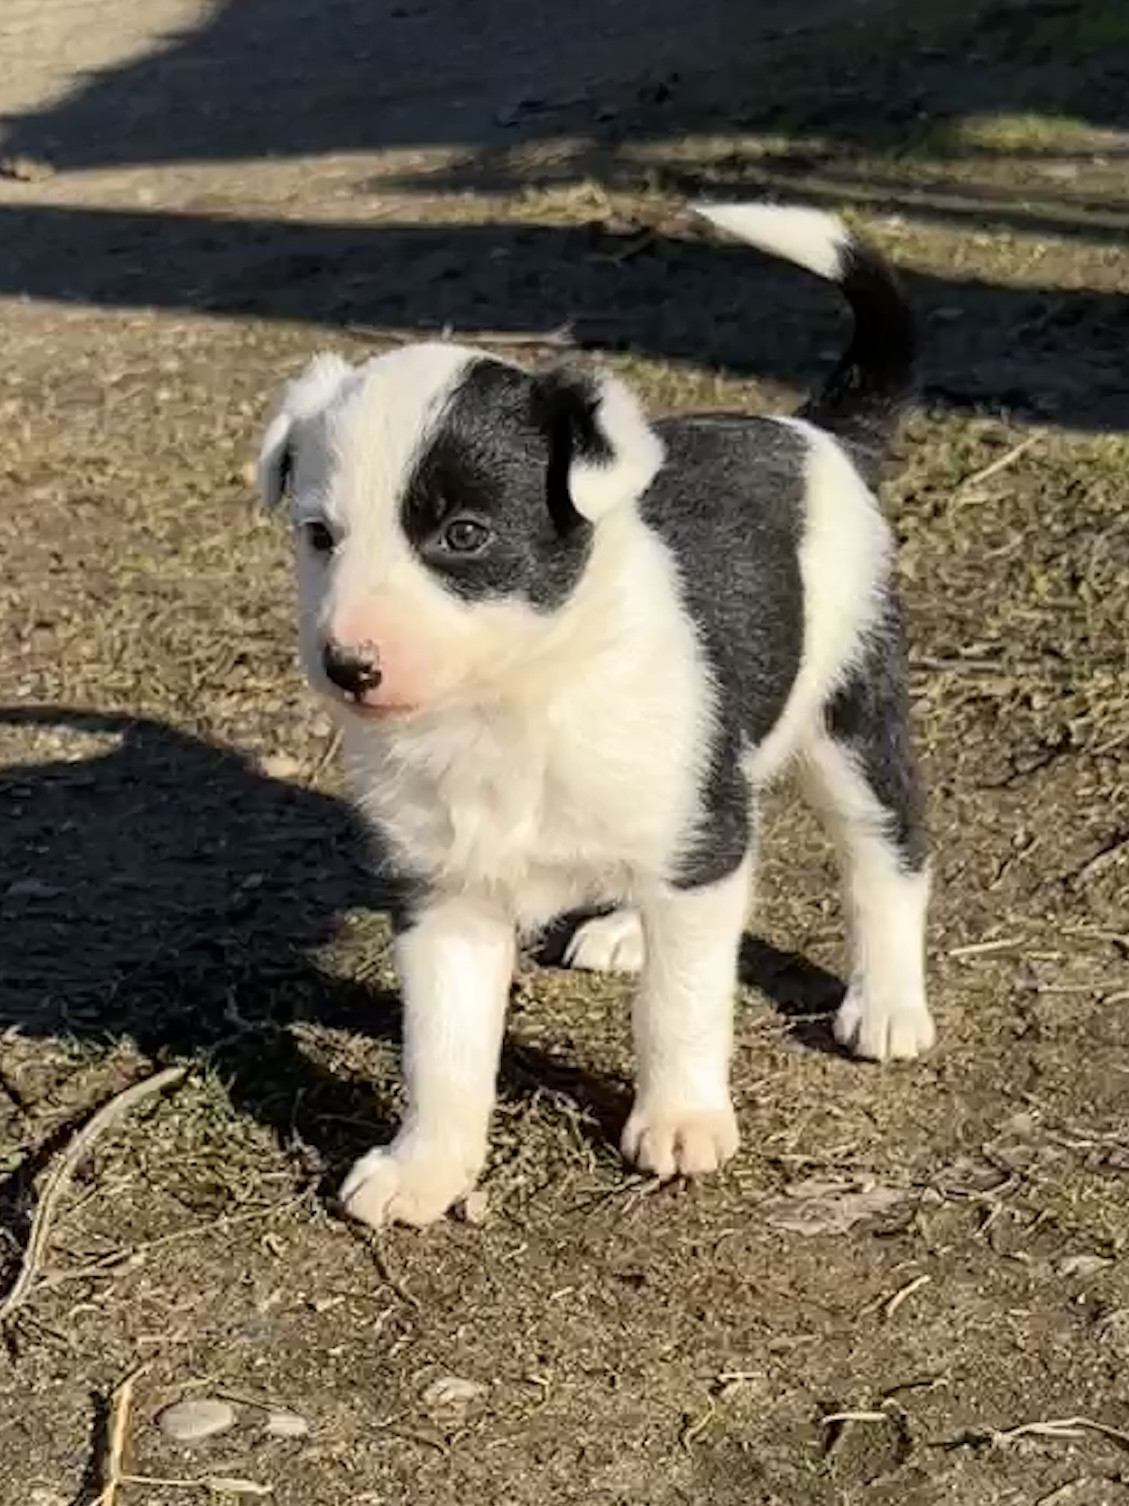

left=258, top=201, right=934, bottom=1229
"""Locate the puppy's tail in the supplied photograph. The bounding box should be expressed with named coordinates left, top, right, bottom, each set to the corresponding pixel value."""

left=692, top=201, right=917, bottom=475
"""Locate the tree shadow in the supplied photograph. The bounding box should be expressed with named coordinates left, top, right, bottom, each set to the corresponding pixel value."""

left=0, top=204, right=1125, bottom=430
left=0, top=0, right=1126, bottom=429
left=4, top=0, right=1127, bottom=175
left=0, top=706, right=848, bottom=1186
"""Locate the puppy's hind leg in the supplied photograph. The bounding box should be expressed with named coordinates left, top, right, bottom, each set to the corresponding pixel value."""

left=801, top=617, right=935, bottom=1062
left=564, top=908, right=645, bottom=974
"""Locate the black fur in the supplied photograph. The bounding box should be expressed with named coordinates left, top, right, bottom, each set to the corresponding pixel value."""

left=642, top=416, right=807, bottom=887
left=826, top=603, right=928, bottom=873
left=798, top=237, right=917, bottom=487
left=401, top=358, right=595, bottom=609
left=398, top=355, right=919, bottom=896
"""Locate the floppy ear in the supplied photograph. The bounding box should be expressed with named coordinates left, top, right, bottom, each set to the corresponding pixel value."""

left=256, top=352, right=353, bottom=508
left=534, top=368, right=664, bottom=524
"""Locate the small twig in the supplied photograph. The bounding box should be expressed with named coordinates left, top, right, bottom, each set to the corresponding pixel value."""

left=598, top=229, right=659, bottom=266
left=985, top=1416, right=1129, bottom=1450
left=949, top=936, right=1024, bottom=958
left=820, top=1407, right=898, bottom=1460
left=883, top=1273, right=932, bottom=1321
left=305, top=725, right=342, bottom=786
left=367, top=1233, right=422, bottom=1311
left=954, top=434, right=1038, bottom=497
left=1067, top=833, right=1129, bottom=889
left=0, top=1064, right=189, bottom=1324
left=96, top=1368, right=142, bottom=1506
left=122, top=1476, right=272, bottom=1496
left=40, top=1191, right=305, bottom=1292
left=680, top=1396, right=718, bottom=1449
left=347, top=321, right=579, bottom=350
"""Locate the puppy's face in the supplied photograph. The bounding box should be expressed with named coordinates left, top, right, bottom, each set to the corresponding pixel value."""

left=258, top=344, right=663, bottom=717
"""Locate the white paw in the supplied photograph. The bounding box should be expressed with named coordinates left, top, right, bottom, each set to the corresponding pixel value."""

left=340, top=1141, right=480, bottom=1230
left=621, top=1100, right=739, bottom=1180
left=563, top=910, right=645, bottom=973
left=834, top=986, right=936, bottom=1062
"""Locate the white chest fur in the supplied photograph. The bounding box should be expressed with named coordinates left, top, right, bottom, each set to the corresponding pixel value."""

left=344, top=677, right=704, bottom=928
left=340, top=530, right=713, bottom=929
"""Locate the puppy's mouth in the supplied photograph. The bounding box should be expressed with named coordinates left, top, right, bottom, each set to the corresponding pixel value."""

left=326, top=687, right=419, bottom=719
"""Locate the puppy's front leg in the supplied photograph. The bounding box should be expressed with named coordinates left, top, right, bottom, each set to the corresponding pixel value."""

left=622, top=858, right=751, bottom=1179
left=341, top=894, right=514, bottom=1229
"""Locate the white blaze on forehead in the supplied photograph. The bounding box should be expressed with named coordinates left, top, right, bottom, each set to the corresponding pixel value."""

left=321, top=342, right=483, bottom=536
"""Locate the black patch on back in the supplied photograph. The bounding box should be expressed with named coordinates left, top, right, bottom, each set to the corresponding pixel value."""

left=641, top=415, right=807, bottom=889
left=826, top=598, right=928, bottom=873
left=401, top=359, right=594, bottom=609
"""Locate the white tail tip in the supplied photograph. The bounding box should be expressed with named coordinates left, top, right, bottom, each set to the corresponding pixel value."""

left=692, top=201, right=848, bottom=281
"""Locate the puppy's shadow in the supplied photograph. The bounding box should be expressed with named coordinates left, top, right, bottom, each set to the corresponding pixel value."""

left=541, top=912, right=847, bottom=1067
left=0, top=706, right=630, bottom=1190
left=739, top=935, right=846, bottom=1055
left=1, top=708, right=846, bottom=1206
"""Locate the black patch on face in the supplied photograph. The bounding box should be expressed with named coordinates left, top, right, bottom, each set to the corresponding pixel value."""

left=639, top=415, right=806, bottom=889
left=401, top=358, right=596, bottom=609
left=826, top=598, right=928, bottom=873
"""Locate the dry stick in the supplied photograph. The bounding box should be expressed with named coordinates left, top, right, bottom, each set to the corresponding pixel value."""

left=883, top=1273, right=932, bottom=1321
left=954, top=433, right=1038, bottom=497
left=948, top=936, right=1024, bottom=958
left=991, top=1417, right=1129, bottom=1449
left=96, top=1368, right=142, bottom=1506
left=0, top=1064, right=189, bottom=1324
left=305, top=725, right=342, bottom=787
left=39, top=1193, right=305, bottom=1292
left=346, top=321, right=579, bottom=350
left=122, top=1476, right=272, bottom=1496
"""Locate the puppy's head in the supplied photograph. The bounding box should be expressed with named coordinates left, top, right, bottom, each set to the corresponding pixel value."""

left=258, top=343, right=663, bottom=717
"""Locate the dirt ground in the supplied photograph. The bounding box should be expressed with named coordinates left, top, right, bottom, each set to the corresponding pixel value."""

left=1, top=0, right=1127, bottom=1501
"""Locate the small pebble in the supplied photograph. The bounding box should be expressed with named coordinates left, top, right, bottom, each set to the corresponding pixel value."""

left=422, top=1375, right=487, bottom=1409
left=264, top=1409, right=309, bottom=1439
left=4, top=878, right=62, bottom=900
left=457, top=1190, right=490, bottom=1225
left=1057, top=1253, right=1112, bottom=1279
left=259, top=752, right=302, bottom=780
left=158, top=1397, right=237, bottom=1444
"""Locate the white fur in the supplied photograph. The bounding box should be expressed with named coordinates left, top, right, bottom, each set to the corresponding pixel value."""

left=800, top=734, right=934, bottom=1061
left=746, top=417, right=892, bottom=784
left=622, top=857, right=752, bottom=1178
left=341, top=503, right=714, bottom=930
left=262, top=298, right=929, bottom=1230
left=564, top=908, right=645, bottom=973
left=290, top=344, right=560, bottom=712
left=340, top=894, right=514, bottom=1227
left=568, top=375, right=666, bottom=521
left=692, top=202, right=848, bottom=281
left=257, top=352, right=353, bottom=508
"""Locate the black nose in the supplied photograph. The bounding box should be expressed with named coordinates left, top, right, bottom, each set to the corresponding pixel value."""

left=322, top=640, right=382, bottom=696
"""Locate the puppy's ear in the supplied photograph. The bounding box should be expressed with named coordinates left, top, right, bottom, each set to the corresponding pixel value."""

left=257, top=352, right=353, bottom=508
left=533, top=368, right=664, bottom=524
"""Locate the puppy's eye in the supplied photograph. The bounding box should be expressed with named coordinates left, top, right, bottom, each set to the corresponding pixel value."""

left=302, top=520, right=335, bottom=555
left=442, top=517, right=491, bottom=555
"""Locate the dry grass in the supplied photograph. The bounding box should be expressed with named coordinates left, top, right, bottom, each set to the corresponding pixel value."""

left=1, top=0, right=1128, bottom=1501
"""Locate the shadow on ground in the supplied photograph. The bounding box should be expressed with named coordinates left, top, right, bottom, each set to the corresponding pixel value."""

left=4, top=0, right=1127, bottom=174
left=0, top=706, right=843, bottom=1178
left=1, top=206, right=1125, bottom=430
left=1, top=0, right=1128, bottom=430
